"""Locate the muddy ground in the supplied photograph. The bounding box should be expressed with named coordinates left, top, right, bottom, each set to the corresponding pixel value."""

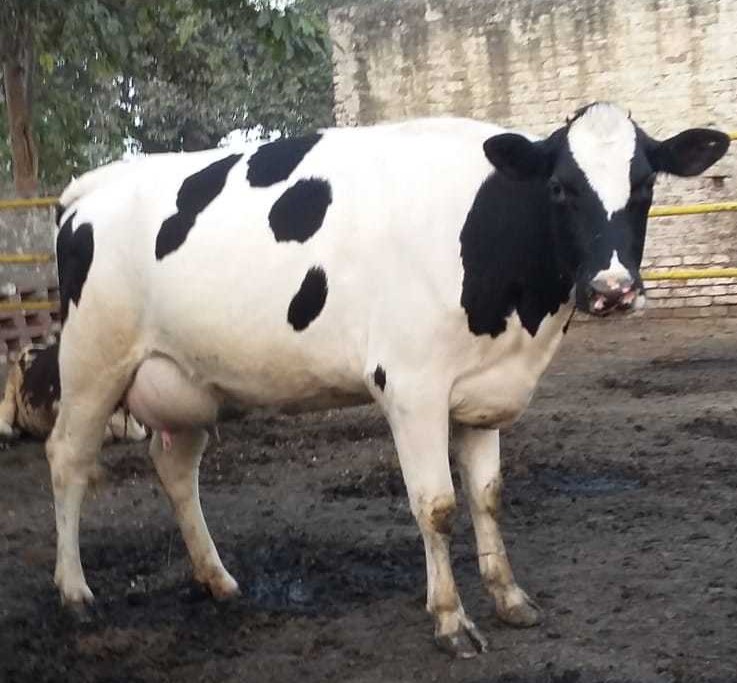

left=1, top=318, right=737, bottom=683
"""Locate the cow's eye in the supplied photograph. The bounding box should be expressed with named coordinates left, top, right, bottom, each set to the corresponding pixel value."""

left=549, top=179, right=566, bottom=204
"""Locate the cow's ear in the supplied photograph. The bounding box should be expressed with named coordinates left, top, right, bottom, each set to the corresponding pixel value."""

left=483, top=134, right=551, bottom=181
left=648, top=128, right=729, bottom=177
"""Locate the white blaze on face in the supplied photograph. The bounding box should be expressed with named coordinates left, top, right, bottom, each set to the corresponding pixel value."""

left=567, top=103, right=636, bottom=219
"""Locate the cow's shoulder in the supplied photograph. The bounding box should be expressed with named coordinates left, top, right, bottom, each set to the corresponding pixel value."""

left=459, top=169, right=573, bottom=339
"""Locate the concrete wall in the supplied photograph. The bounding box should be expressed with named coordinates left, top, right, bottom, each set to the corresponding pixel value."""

left=0, top=207, right=58, bottom=362
left=329, top=0, right=737, bottom=317
left=0, top=180, right=56, bottom=291
left=0, top=207, right=56, bottom=289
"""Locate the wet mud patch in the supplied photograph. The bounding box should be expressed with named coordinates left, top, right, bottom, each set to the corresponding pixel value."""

left=234, top=533, right=423, bottom=615
left=3, top=529, right=428, bottom=683
left=681, top=415, right=737, bottom=441
left=2, top=588, right=264, bottom=683
left=507, top=464, right=641, bottom=502
left=600, top=356, right=737, bottom=398
left=60, top=528, right=423, bottom=622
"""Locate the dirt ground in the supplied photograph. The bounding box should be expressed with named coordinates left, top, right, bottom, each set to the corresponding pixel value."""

left=1, top=318, right=737, bottom=683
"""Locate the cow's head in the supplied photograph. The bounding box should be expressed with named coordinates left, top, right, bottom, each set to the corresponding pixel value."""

left=483, top=103, right=729, bottom=315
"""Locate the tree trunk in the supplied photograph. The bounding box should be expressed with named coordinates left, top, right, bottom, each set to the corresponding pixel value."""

left=2, top=43, right=38, bottom=197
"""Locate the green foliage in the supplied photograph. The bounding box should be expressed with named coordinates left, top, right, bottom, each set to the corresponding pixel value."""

left=0, top=0, right=335, bottom=191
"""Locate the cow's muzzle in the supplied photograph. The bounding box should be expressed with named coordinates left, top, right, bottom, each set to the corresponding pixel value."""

left=586, top=273, right=639, bottom=316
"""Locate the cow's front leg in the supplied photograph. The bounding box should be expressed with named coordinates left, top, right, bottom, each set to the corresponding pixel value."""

left=149, top=429, right=239, bottom=599
left=388, top=403, right=487, bottom=658
left=456, top=426, right=541, bottom=627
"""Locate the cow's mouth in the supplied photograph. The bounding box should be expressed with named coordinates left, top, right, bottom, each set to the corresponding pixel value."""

left=587, top=288, right=640, bottom=316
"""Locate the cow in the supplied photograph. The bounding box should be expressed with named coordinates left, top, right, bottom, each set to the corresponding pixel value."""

left=0, top=340, right=147, bottom=443
left=47, top=103, right=728, bottom=657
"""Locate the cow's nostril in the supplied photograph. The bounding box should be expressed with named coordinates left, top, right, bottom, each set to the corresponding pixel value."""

left=590, top=276, right=634, bottom=297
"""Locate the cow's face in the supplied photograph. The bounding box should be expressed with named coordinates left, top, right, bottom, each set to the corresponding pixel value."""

left=483, top=103, right=729, bottom=315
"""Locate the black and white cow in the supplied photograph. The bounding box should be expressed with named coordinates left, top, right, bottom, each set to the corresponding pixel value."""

left=49, top=103, right=728, bottom=657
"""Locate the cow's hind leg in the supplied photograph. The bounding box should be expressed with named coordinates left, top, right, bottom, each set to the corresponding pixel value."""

left=47, top=377, right=129, bottom=609
left=149, top=429, right=239, bottom=599
left=456, top=426, right=541, bottom=627
left=387, top=401, right=487, bottom=658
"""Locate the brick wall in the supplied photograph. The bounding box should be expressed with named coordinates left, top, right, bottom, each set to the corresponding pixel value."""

left=328, top=0, right=737, bottom=317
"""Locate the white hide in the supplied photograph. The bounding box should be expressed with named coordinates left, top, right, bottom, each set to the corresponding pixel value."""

left=567, top=103, right=636, bottom=219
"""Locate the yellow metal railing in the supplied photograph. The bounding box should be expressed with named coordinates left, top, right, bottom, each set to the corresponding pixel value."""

left=0, top=196, right=57, bottom=210
left=649, top=202, right=737, bottom=217
left=0, top=252, right=55, bottom=264
left=642, top=268, right=737, bottom=281
left=0, top=301, right=57, bottom=313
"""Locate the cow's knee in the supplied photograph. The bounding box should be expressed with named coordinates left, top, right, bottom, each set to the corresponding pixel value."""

left=46, top=423, right=100, bottom=485
left=429, top=495, right=457, bottom=536
left=46, top=440, right=81, bottom=488
left=417, top=493, right=457, bottom=536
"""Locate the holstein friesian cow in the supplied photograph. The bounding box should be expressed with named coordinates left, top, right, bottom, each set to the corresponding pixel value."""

left=48, top=103, right=728, bottom=657
left=0, top=340, right=147, bottom=443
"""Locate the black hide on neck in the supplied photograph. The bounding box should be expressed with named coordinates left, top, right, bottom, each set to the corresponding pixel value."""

left=460, top=172, right=577, bottom=338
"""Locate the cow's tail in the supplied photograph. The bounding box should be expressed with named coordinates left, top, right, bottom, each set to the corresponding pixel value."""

left=57, top=159, right=138, bottom=223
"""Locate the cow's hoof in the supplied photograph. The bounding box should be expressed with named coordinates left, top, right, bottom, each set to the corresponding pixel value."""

left=496, top=592, right=542, bottom=627
left=435, top=619, right=488, bottom=659
left=211, top=578, right=240, bottom=601
left=200, top=570, right=240, bottom=601
left=57, top=578, right=94, bottom=606
left=63, top=599, right=96, bottom=623
left=59, top=584, right=95, bottom=623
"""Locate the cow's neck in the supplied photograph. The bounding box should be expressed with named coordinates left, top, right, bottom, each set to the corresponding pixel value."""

left=459, top=172, right=576, bottom=339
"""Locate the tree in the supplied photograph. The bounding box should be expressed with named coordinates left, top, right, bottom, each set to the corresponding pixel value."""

left=0, top=0, right=334, bottom=194
left=0, top=2, right=40, bottom=196
left=0, top=0, right=142, bottom=193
